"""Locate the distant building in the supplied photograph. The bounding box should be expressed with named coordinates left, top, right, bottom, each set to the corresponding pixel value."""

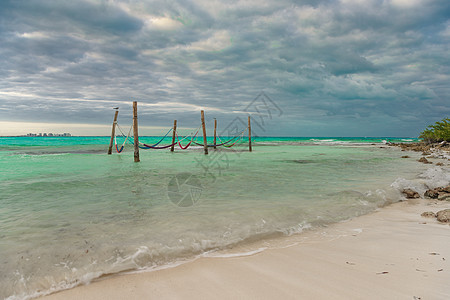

left=25, top=132, right=72, bottom=137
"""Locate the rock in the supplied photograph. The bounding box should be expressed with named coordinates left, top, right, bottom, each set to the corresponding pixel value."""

left=443, top=185, right=450, bottom=193
left=424, top=189, right=439, bottom=199
left=418, top=157, right=432, bottom=164
left=437, top=193, right=450, bottom=201
left=421, top=211, right=436, bottom=218
left=402, top=189, right=420, bottom=199
left=401, top=155, right=410, bottom=158
left=436, top=209, right=450, bottom=223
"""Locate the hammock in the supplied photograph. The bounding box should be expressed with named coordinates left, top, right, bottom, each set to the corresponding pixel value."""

left=193, top=127, right=248, bottom=148
left=176, top=128, right=200, bottom=149
left=139, top=141, right=178, bottom=149
left=138, top=128, right=173, bottom=148
left=218, top=129, right=246, bottom=148
left=120, top=126, right=175, bottom=149
left=138, top=125, right=202, bottom=150
left=115, top=123, right=133, bottom=153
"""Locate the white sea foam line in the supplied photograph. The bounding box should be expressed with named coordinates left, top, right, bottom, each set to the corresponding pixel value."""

left=270, top=242, right=301, bottom=249
left=120, top=247, right=270, bottom=276
left=205, top=247, right=268, bottom=258
left=121, top=257, right=198, bottom=275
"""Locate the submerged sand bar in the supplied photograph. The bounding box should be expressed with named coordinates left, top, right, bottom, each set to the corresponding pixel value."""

left=41, top=199, right=450, bottom=300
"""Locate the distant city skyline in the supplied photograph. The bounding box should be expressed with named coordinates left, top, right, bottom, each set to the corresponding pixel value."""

left=25, top=132, right=72, bottom=137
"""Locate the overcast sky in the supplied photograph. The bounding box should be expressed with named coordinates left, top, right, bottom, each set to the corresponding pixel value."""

left=0, top=0, right=449, bottom=136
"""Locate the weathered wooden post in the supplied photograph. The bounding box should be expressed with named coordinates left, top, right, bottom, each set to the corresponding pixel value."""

left=248, top=116, right=252, bottom=152
left=171, top=120, right=177, bottom=152
left=201, top=110, right=208, bottom=155
left=107, top=109, right=119, bottom=155
left=133, top=101, right=140, bottom=162
left=213, top=118, right=217, bottom=150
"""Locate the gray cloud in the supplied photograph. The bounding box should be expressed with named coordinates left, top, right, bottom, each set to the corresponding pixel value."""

left=0, top=0, right=449, bottom=136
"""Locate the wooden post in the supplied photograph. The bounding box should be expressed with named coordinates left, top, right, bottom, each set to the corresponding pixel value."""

left=107, top=110, right=119, bottom=155
left=213, top=118, right=217, bottom=150
left=133, top=101, right=140, bottom=162
left=248, top=116, right=252, bottom=152
left=201, top=110, right=208, bottom=155
left=171, top=120, right=177, bottom=152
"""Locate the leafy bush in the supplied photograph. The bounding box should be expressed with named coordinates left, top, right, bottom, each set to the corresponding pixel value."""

left=419, top=118, right=450, bottom=143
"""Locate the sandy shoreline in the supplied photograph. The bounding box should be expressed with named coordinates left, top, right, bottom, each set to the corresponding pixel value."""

left=40, top=198, right=450, bottom=300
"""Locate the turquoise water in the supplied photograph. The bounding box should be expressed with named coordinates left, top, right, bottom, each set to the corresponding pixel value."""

left=0, top=136, right=446, bottom=300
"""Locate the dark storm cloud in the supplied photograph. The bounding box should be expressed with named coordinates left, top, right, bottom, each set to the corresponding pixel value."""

left=0, top=0, right=449, bottom=136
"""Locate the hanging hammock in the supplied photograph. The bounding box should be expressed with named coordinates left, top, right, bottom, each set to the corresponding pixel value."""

left=115, top=123, right=133, bottom=153
left=176, top=127, right=201, bottom=149
left=193, top=126, right=248, bottom=147
left=138, top=128, right=173, bottom=148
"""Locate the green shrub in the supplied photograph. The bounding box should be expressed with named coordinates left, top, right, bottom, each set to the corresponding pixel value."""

left=419, top=118, right=450, bottom=143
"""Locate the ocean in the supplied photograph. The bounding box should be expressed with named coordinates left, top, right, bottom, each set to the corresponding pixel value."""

left=0, top=136, right=448, bottom=299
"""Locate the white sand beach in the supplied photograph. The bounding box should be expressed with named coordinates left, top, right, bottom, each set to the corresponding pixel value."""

left=41, top=199, right=450, bottom=300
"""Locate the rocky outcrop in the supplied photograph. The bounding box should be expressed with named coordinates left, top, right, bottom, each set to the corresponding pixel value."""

left=421, top=209, right=450, bottom=223
left=436, top=209, right=450, bottom=223
left=421, top=211, right=436, bottom=218
left=402, top=189, right=420, bottom=199
left=390, top=142, right=450, bottom=152
left=390, top=142, right=431, bottom=152
left=418, top=157, right=432, bottom=164
left=438, top=194, right=450, bottom=201
left=424, top=189, right=439, bottom=199
left=424, top=185, right=450, bottom=201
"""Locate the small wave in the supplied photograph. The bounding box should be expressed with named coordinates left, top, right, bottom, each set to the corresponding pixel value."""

left=206, top=247, right=267, bottom=258
left=279, top=221, right=312, bottom=236
left=310, top=139, right=336, bottom=142
left=254, top=142, right=279, bottom=146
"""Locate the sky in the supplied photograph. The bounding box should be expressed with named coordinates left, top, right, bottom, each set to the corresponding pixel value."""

left=0, top=0, right=449, bottom=137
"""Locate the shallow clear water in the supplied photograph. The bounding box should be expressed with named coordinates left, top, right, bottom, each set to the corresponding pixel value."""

left=0, top=136, right=447, bottom=299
